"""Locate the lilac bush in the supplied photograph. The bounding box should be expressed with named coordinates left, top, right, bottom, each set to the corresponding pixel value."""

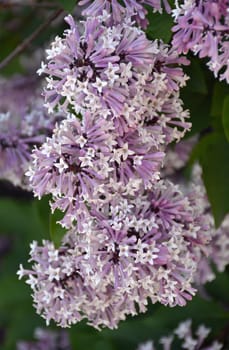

left=15, top=1, right=228, bottom=331
left=0, top=0, right=224, bottom=347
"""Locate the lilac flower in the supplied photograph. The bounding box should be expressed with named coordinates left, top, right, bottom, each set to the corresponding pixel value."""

left=39, top=14, right=156, bottom=116
left=172, top=0, right=229, bottom=83
left=27, top=112, right=165, bottom=228
left=209, top=215, right=229, bottom=274
left=27, top=98, right=190, bottom=229
left=188, top=165, right=229, bottom=285
left=0, top=75, right=62, bottom=187
left=0, top=74, right=34, bottom=109
left=18, top=7, right=207, bottom=332
left=17, top=328, right=71, bottom=350
left=39, top=14, right=190, bottom=134
left=137, top=319, right=223, bottom=350
left=79, top=0, right=171, bottom=28
left=30, top=15, right=191, bottom=229
left=163, top=136, right=197, bottom=176
left=164, top=141, right=229, bottom=285
left=18, top=179, right=211, bottom=329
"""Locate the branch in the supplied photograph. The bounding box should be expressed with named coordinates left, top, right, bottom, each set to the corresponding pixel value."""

left=0, top=1, right=59, bottom=9
left=0, top=8, right=64, bottom=70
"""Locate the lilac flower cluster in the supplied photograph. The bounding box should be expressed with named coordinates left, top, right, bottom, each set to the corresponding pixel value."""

left=79, top=0, right=171, bottom=28
left=17, top=328, right=71, bottom=350
left=189, top=165, right=229, bottom=285
left=18, top=180, right=210, bottom=329
left=0, top=75, right=62, bottom=187
left=19, top=9, right=213, bottom=329
left=39, top=14, right=189, bottom=132
left=137, top=319, right=223, bottom=350
left=27, top=112, right=167, bottom=228
left=163, top=136, right=197, bottom=176
left=196, top=214, right=229, bottom=285
left=172, top=0, right=229, bottom=83
left=29, top=13, right=191, bottom=227
left=164, top=140, right=229, bottom=285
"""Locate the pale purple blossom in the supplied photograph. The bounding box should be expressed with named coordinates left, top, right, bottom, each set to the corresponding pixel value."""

left=18, top=179, right=211, bottom=329
left=40, top=14, right=156, bottom=116
left=17, top=328, right=71, bottom=350
left=27, top=112, right=120, bottom=227
left=163, top=136, right=197, bottom=176
left=40, top=14, right=190, bottom=135
left=0, top=75, right=62, bottom=187
left=172, top=0, right=229, bottom=83
left=79, top=0, right=171, bottom=28
left=29, top=14, right=191, bottom=228
left=18, top=8, right=213, bottom=333
left=27, top=106, right=191, bottom=228
left=164, top=142, right=229, bottom=285
left=137, top=319, right=223, bottom=350
left=189, top=165, right=229, bottom=285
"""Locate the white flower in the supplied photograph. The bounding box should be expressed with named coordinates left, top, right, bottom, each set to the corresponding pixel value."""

left=92, top=77, right=107, bottom=93
left=175, top=319, right=192, bottom=339
left=182, top=336, right=197, bottom=350
left=47, top=266, right=61, bottom=282
left=26, top=275, right=37, bottom=289
left=37, top=61, right=47, bottom=76
left=54, top=158, right=68, bottom=173
left=17, top=264, right=25, bottom=280
left=137, top=341, right=154, bottom=350
left=105, top=62, right=119, bottom=84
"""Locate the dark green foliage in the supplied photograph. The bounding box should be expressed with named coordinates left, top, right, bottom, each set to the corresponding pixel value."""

left=222, top=96, right=229, bottom=142
left=147, top=11, right=173, bottom=43
left=56, top=0, right=77, bottom=12
left=197, top=134, right=229, bottom=227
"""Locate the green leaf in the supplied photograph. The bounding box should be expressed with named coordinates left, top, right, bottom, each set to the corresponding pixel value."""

left=49, top=209, right=67, bottom=247
left=206, top=270, right=229, bottom=306
left=3, top=302, right=44, bottom=350
left=0, top=198, right=44, bottom=245
left=211, top=82, right=229, bottom=118
left=0, top=198, right=47, bottom=349
left=197, top=133, right=229, bottom=227
left=222, top=95, right=229, bottom=142
left=146, top=11, right=173, bottom=43
left=185, top=58, right=208, bottom=95
left=34, top=196, right=66, bottom=247
left=33, top=196, right=51, bottom=233
left=181, top=90, right=211, bottom=137
left=56, top=0, right=76, bottom=12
